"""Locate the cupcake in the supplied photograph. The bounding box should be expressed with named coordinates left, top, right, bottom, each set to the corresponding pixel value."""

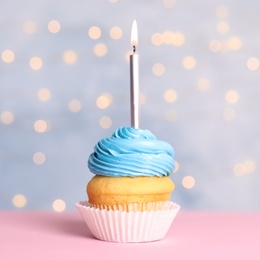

left=76, top=126, right=180, bottom=242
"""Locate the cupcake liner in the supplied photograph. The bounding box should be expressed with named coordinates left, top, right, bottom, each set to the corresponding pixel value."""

left=75, top=201, right=180, bottom=243
left=88, top=201, right=172, bottom=212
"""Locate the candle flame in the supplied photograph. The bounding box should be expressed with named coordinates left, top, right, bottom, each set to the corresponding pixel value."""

left=131, top=20, right=138, bottom=48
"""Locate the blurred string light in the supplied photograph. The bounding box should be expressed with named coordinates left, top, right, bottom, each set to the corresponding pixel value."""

left=151, top=31, right=185, bottom=46
left=182, top=176, right=196, bottom=189
left=12, top=194, right=27, bottom=208
left=216, top=21, right=230, bottom=34
left=164, top=89, right=178, bottom=103
left=225, top=90, right=239, bottom=104
left=23, top=20, right=37, bottom=34
left=37, top=88, right=52, bottom=101
left=216, top=5, right=229, bottom=19
left=173, top=160, right=179, bottom=173
left=226, top=37, right=242, bottom=51
left=47, top=20, right=61, bottom=33
left=182, top=56, right=196, bottom=69
left=52, top=199, right=66, bottom=212
left=96, top=93, right=113, bottom=109
left=29, top=57, right=43, bottom=70
left=0, top=111, right=14, bottom=125
left=110, top=26, right=123, bottom=39
left=34, top=120, right=50, bottom=133
left=107, top=0, right=118, bottom=3
left=209, top=40, right=222, bottom=52
left=68, top=99, right=82, bottom=113
left=33, top=152, right=46, bottom=165
left=1, top=50, right=15, bottom=63
left=139, top=92, right=147, bottom=105
left=63, top=50, right=77, bottom=64
left=99, top=116, right=112, bottom=129
left=164, top=109, right=177, bottom=122
left=209, top=37, right=242, bottom=52
left=152, top=63, right=165, bottom=76
left=223, top=108, right=236, bottom=121
left=233, top=160, right=256, bottom=176
left=163, top=0, right=176, bottom=9
left=93, top=43, right=108, bottom=57
left=88, top=26, right=101, bottom=40
left=125, top=50, right=132, bottom=62
left=247, top=57, right=259, bottom=70
left=197, top=78, right=210, bottom=91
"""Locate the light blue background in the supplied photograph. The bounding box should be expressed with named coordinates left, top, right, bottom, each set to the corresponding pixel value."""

left=1, top=0, right=259, bottom=211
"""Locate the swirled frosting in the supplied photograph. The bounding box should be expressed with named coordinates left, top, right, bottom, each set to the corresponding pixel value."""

left=88, top=126, right=175, bottom=177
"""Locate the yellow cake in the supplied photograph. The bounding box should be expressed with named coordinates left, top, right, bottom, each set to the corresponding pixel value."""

left=87, top=175, right=174, bottom=210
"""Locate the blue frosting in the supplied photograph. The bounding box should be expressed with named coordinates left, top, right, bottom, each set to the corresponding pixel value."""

left=88, top=126, right=175, bottom=177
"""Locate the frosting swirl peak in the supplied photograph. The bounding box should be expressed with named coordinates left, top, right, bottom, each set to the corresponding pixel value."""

left=88, top=126, right=175, bottom=177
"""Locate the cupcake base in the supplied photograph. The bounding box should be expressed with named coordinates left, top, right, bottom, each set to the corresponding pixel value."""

left=75, top=201, right=180, bottom=243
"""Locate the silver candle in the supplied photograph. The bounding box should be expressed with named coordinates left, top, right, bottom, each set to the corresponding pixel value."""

left=130, top=20, right=140, bottom=129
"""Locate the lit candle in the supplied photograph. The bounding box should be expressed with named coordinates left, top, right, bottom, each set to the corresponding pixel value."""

left=130, top=20, right=140, bottom=129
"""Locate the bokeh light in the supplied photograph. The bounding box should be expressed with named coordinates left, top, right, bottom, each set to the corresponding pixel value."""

left=88, top=26, right=101, bottom=40
left=164, top=109, right=177, bottom=122
left=125, top=50, right=132, bottom=62
left=52, top=199, right=66, bottom=212
left=164, top=89, right=177, bottom=103
left=197, top=78, right=210, bottom=91
left=247, top=57, right=259, bottom=71
left=110, top=26, right=123, bottom=39
left=244, top=160, right=256, bottom=174
left=1, top=50, right=15, bottom=63
left=171, top=32, right=185, bottom=46
left=225, top=90, right=239, bottom=104
left=209, top=39, right=222, bottom=52
left=151, top=32, right=185, bottom=46
left=29, top=57, right=43, bottom=70
left=37, top=88, right=52, bottom=101
left=23, top=21, right=37, bottom=34
left=151, top=33, right=164, bottom=46
left=1, top=111, right=14, bottom=125
left=99, top=116, right=112, bottom=129
left=226, top=37, right=242, bottom=51
left=223, top=108, right=236, bottom=121
left=34, top=120, right=49, bottom=133
left=233, top=163, right=245, bottom=176
left=33, top=152, right=46, bottom=165
left=12, top=194, right=27, bottom=208
left=152, top=63, right=165, bottom=76
left=163, top=0, right=176, bottom=8
left=63, top=50, right=77, bottom=64
left=163, top=31, right=175, bottom=44
left=108, top=0, right=118, bottom=3
left=68, top=99, right=82, bottom=113
left=182, top=176, right=196, bottom=189
left=216, top=21, right=230, bottom=34
left=96, top=93, right=113, bottom=109
left=48, top=20, right=61, bottom=33
left=233, top=160, right=256, bottom=176
left=182, top=56, right=196, bottom=69
left=140, top=92, right=147, bottom=105
left=173, top=160, right=179, bottom=173
left=216, top=5, right=229, bottom=19
left=93, top=43, right=108, bottom=57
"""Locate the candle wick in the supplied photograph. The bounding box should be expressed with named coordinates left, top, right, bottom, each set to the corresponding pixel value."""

left=133, top=45, right=136, bottom=53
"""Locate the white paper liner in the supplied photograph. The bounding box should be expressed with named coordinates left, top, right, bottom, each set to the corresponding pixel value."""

left=89, top=201, right=174, bottom=211
left=75, top=201, right=180, bottom=243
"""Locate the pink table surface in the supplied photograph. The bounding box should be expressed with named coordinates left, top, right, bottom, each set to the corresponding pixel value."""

left=0, top=210, right=260, bottom=260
